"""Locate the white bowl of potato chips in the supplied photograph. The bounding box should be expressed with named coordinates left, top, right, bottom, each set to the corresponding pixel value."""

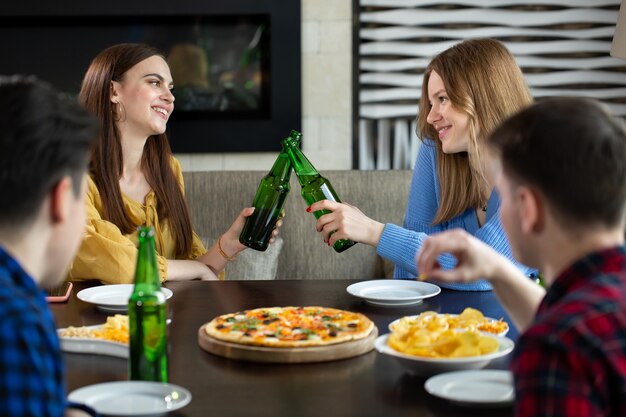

left=375, top=333, right=514, bottom=377
left=377, top=308, right=513, bottom=376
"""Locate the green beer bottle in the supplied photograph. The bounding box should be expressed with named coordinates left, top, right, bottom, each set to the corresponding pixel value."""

left=128, top=226, right=168, bottom=382
left=239, top=150, right=292, bottom=251
left=282, top=130, right=356, bottom=253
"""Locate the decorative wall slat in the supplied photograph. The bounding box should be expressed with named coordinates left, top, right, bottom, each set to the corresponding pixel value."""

left=362, top=56, right=626, bottom=71
left=358, top=0, right=626, bottom=170
left=362, top=26, right=616, bottom=41
left=362, top=0, right=616, bottom=7
left=361, top=9, right=617, bottom=26
left=362, top=40, right=614, bottom=56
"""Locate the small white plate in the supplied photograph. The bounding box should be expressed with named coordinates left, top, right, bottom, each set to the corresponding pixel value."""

left=347, top=280, right=441, bottom=307
left=77, top=284, right=173, bottom=312
left=58, top=325, right=128, bottom=359
left=68, top=381, right=191, bottom=417
left=375, top=334, right=514, bottom=377
left=425, top=369, right=515, bottom=406
left=388, top=313, right=509, bottom=337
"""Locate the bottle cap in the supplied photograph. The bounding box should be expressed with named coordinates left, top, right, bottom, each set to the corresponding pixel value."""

left=282, top=130, right=302, bottom=147
left=138, top=226, right=155, bottom=238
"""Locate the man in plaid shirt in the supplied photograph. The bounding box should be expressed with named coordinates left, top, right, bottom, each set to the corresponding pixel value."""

left=417, top=97, right=626, bottom=417
left=0, top=76, right=96, bottom=416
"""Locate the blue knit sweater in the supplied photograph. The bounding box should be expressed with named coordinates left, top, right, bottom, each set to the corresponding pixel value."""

left=376, top=140, right=535, bottom=291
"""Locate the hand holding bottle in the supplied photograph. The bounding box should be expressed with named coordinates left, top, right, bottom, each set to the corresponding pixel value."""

left=239, top=150, right=291, bottom=251
left=223, top=207, right=285, bottom=256
left=308, top=200, right=385, bottom=247
left=282, top=130, right=356, bottom=252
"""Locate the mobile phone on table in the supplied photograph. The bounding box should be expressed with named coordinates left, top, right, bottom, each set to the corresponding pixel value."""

left=45, top=282, right=73, bottom=303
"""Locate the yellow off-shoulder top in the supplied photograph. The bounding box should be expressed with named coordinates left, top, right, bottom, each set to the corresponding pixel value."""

left=68, top=158, right=207, bottom=284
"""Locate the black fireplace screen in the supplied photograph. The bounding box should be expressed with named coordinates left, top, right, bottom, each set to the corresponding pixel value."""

left=165, top=19, right=269, bottom=116
left=0, top=0, right=301, bottom=153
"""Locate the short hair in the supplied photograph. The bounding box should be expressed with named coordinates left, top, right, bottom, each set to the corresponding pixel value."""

left=488, top=97, right=626, bottom=228
left=0, top=75, right=97, bottom=229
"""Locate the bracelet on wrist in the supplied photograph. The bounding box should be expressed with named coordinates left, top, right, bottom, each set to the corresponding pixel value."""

left=217, top=235, right=237, bottom=261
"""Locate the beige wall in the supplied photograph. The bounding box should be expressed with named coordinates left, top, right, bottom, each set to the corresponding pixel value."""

left=175, top=0, right=353, bottom=171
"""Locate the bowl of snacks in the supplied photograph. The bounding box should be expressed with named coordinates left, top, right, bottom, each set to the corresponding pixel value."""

left=57, top=314, right=129, bottom=358
left=388, top=308, right=509, bottom=337
left=376, top=309, right=514, bottom=377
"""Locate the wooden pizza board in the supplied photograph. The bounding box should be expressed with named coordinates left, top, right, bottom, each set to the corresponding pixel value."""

left=198, top=324, right=378, bottom=363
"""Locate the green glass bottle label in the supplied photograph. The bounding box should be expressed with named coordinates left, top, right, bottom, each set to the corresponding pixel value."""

left=129, top=226, right=168, bottom=382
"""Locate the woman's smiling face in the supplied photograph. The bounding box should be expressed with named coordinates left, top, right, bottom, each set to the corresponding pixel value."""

left=111, top=55, right=175, bottom=138
left=426, top=70, right=470, bottom=154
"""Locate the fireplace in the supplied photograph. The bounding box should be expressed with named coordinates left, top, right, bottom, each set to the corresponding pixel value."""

left=0, top=0, right=301, bottom=153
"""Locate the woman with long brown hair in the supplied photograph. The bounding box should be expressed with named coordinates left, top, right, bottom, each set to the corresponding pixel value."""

left=69, top=43, right=274, bottom=283
left=309, top=38, right=536, bottom=290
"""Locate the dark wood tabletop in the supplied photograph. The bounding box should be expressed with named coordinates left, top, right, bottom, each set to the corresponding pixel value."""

left=50, top=280, right=517, bottom=417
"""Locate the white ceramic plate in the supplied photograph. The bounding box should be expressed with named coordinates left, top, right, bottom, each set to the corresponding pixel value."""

left=58, top=325, right=128, bottom=359
left=77, top=284, right=173, bottom=312
left=388, top=313, right=509, bottom=337
left=346, top=280, right=441, bottom=307
left=425, top=369, right=515, bottom=406
left=68, top=381, right=191, bottom=417
left=374, top=334, right=515, bottom=377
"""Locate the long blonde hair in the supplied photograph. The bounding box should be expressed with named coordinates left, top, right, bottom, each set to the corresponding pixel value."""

left=417, top=39, right=533, bottom=224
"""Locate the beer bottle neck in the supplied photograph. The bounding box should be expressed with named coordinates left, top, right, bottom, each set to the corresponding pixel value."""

left=270, top=151, right=292, bottom=182
left=283, top=144, right=319, bottom=186
left=134, top=227, right=161, bottom=290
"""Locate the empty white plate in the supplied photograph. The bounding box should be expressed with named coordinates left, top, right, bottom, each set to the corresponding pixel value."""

left=347, top=279, right=441, bottom=306
left=424, top=369, right=515, bottom=406
left=68, top=381, right=191, bottom=417
left=77, top=284, right=173, bottom=312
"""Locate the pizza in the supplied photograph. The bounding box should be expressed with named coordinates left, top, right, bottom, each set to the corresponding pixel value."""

left=204, top=306, right=375, bottom=348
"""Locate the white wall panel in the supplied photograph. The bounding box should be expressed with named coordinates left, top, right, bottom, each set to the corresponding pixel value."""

left=358, top=0, right=626, bottom=169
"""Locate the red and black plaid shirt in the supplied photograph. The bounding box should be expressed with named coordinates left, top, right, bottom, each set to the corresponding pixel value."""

left=511, top=245, right=626, bottom=417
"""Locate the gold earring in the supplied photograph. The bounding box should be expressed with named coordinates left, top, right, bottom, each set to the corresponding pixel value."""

left=118, top=102, right=126, bottom=122
left=112, top=101, right=124, bottom=122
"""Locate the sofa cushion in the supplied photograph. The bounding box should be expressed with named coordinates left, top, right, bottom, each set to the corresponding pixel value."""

left=185, top=170, right=412, bottom=280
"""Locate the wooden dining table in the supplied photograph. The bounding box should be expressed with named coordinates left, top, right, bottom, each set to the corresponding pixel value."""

left=50, top=279, right=519, bottom=417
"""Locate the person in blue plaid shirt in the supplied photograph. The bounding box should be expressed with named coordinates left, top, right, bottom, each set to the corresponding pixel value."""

left=0, top=76, right=97, bottom=416
left=417, top=97, right=626, bottom=417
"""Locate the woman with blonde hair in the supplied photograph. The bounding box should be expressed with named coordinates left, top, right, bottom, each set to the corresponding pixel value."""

left=310, top=38, right=535, bottom=290
left=69, top=43, right=278, bottom=284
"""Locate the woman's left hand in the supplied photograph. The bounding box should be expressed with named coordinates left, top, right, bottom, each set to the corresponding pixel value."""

left=220, top=207, right=254, bottom=256
left=221, top=207, right=286, bottom=255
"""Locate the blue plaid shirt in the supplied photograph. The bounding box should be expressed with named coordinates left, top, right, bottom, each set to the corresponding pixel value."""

left=0, top=245, right=65, bottom=416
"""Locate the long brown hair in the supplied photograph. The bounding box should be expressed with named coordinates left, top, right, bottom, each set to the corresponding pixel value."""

left=417, top=39, right=533, bottom=224
left=79, top=43, right=193, bottom=258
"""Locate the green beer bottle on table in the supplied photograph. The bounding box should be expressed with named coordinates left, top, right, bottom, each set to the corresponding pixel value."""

left=282, top=130, right=356, bottom=253
left=128, top=226, right=168, bottom=382
left=239, top=149, right=292, bottom=251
